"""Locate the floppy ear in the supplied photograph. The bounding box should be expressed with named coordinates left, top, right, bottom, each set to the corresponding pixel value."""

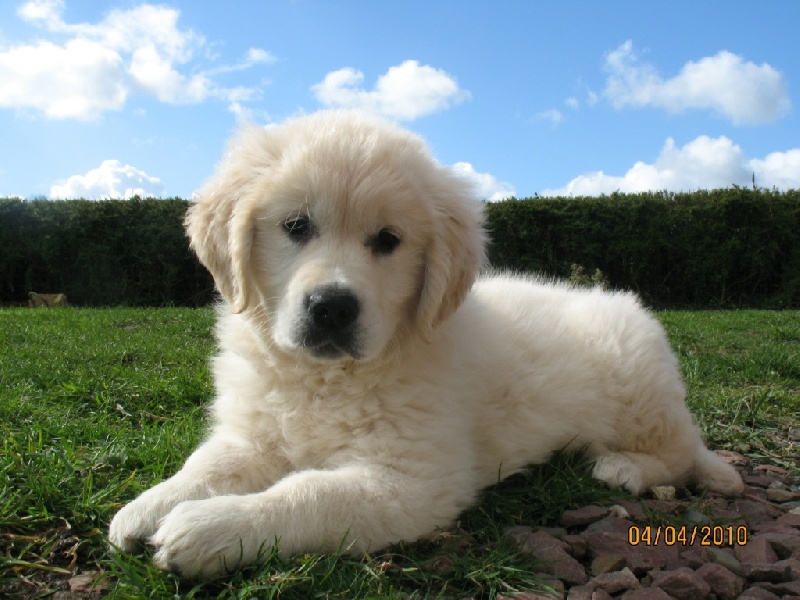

left=416, top=173, right=487, bottom=341
left=185, top=188, right=256, bottom=313
left=185, top=127, right=274, bottom=312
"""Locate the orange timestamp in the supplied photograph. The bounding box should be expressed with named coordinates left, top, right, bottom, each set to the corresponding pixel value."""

left=628, top=525, right=748, bottom=547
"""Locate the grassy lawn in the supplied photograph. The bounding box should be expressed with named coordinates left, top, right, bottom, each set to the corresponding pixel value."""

left=1, top=307, right=798, bottom=598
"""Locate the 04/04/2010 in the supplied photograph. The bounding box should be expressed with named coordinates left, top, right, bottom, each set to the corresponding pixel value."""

left=628, top=525, right=748, bottom=547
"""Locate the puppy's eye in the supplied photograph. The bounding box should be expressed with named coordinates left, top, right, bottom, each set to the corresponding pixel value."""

left=369, top=228, right=401, bottom=255
left=283, top=216, right=312, bottom=242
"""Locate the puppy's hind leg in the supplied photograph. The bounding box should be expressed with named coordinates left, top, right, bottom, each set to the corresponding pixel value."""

left=592, top=445, right=744, bottom=497
left=591, top=451, right=677, bottom=496
left=693, top=447, right=744, bottom=495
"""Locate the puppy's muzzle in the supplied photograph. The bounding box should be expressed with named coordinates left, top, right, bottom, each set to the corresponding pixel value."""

left=300, top=285, right=362, bottom=359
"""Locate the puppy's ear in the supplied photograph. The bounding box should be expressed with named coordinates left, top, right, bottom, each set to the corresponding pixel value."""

left=417, top=173, right=487, bottom=341
left=185, top=127, right=271, bottom=312
left=185, top=190, right=256, bottom=312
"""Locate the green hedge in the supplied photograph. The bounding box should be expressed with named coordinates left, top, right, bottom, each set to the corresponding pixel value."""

left=0, top=198, right=214, bottom=306
left=485, top=188, right=800, bottom=308
left=1, top=189, right=798, bottom=308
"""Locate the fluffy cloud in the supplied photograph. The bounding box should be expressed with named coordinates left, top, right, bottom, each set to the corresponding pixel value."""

left=533, top=109, right=564, bottom=127
left=0, top=0, right=272, bottom=120
left=451, top=162, right=516, bottom=201
left=602, top=41, right=790, bottom=125
left=542, top=136, right=800, bottom=197
left=50, top=160, right=164, bottom=199
left=312, top=60, right=470, bottom=120
left=0, top=38, right=127, bottom=119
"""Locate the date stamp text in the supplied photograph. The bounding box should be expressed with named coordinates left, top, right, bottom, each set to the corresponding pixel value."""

left=628, top=525, right=748, bottom=547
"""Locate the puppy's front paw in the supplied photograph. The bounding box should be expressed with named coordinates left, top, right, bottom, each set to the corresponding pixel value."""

left=151, top=497, right=267, bottom=579
left=109, top=495, right=167, bottom=553
left=109, top=482, right=189, bottom=553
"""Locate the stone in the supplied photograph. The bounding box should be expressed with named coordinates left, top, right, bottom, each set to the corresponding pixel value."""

left=753, top=464, right=788, bottom=477
left=591, top=553, right=626, bottom=576
left=775, top=557, right=800, bottom=580
left=651, top=566, right=711, bottom=599
left=745, top=475, right=779, bottom=488
left=613, top=500, right=646, bottom=521
left=562, top=584, right=593, bottom=600
left=759, top=531, right=800, bottom=558
left=68, top=571, right=103, bottom=594
left=561, top=506, right=611, bottom=527
left=518, top=531, right=588, bottom=585
left=532, top=526, right=568, bottom=539
left=767, top=488, right=800, bottom=503
left=563, top=534, right=587, bottom=558
left=497, top=592, right=562, bottom=600
left=730, top=499, right=785, bottom=525
left=741, top=562, right=792, bottom=583
left=680, top=546, right=714, bottom=569
left=583, top=516, right=636, bottom=536
left=707, top=547, right=743, bottom=576
left=516, top=530, right=569, bottom=553
left=650, top=486, right=676, bottom=501
left=751, top=522, right=800, bottom=536
left=777, top=513, right=800, bottom=530
left=696, top=562, right=745, bottom=600
left=584, top=530, right=678, bottom=576
left=506, top=525, right=534, bottom=545
left=589, top=567, right=640, bottom=594
left=684, top=507, right=712, bottom=526
left=736, top=586, right=781, bottom=599
left=750, top=580, right=800, bottom=596
left=642, top=500, right=683, bottom=514
left=736, top=535, right=780, bottom=564
left=620, top=588, right=674, bottom=600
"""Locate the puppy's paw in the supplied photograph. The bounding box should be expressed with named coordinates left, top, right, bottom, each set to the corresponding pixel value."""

left=109, top=482, right=191, bottom=553
left=109, top=494, right=169, bottom=553
left=695, top=449, right=744, bottom=495
left=592, top=453, right=645, bottom=495
left=151, top=497, right=267, bottom=579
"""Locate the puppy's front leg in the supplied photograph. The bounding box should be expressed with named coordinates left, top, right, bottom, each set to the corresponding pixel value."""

left=151, top=463, right=473, bottom=579
left=109, top=433, right=283, bottom=553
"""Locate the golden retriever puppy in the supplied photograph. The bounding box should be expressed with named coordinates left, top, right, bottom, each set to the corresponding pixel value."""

left=109, top=110, right=742, bottom=578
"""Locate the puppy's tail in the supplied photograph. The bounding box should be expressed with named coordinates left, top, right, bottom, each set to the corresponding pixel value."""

left=693, top=447, right=744, bottom=495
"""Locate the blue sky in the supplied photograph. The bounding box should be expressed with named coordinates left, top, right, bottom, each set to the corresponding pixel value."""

left=1, top=0, right=798, bottom=200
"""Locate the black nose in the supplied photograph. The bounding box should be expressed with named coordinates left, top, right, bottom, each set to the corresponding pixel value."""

left=306, top=287, right=360, bottom=333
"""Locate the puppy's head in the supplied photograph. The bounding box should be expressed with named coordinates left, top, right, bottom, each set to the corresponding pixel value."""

left=186, top=110, right=485, bottom=362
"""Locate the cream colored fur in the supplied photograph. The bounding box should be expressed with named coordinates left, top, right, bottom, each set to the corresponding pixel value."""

left=109, top=110, right=743, bottom=579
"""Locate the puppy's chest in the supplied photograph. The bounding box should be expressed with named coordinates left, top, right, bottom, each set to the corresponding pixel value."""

left=269, top=394, right=392, bottom=469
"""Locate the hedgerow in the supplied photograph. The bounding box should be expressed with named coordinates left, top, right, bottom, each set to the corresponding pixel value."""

left=1, top=188, right=798, bottom=308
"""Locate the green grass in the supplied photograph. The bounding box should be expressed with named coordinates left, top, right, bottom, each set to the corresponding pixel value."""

left=1, top=308, right=798, bottom=598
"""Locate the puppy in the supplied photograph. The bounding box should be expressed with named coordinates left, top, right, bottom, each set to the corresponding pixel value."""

left=109, top=110, right=743, bottom=578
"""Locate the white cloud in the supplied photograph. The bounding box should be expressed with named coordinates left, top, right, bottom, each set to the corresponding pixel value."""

left=50, top=160, right=164, bottom=199
left=451, top=162, right=516, bottom=201
left=204, top=47, right=276, bottom=77
left=1, top=0, right=272, bottom=120
left=0, top=38, right=127, bottom=119
left=533, top=109, right=564, bottom=127
left=750, top=149, right=800, bottom=190
left=311, top=60, right=470, bottom=120
left=602, top=40, right=791, bottom=125
left=542, top=136, right=800, bottom=197
left=565, top=97, right=579, bottom=110
left=17, top=0, right=64, bottom=29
